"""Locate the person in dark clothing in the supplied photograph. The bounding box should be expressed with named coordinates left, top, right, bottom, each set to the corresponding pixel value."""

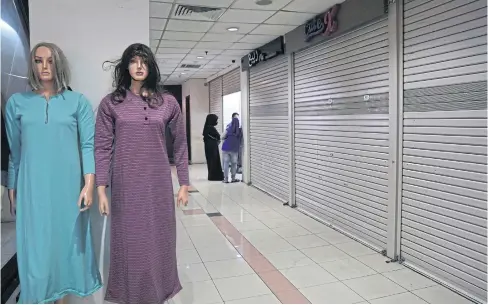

left=203, top=114, right=224, bottom=181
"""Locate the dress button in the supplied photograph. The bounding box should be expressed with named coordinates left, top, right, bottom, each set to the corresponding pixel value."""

left=144, top=107, right=147, bottom=110
left=145, top=117, right=148, bottom=120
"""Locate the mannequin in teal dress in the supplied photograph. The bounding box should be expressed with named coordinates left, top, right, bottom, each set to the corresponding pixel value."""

left=5, top=42, right=102, bottom=303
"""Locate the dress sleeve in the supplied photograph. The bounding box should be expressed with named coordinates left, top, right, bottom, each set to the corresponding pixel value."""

left=77, top=95, right=95, bottom=175
left=94, top=97, right=114, bottom=187
left=5, top=96, right=20, bottom=190
left=166, top=95, right=190, bottom=186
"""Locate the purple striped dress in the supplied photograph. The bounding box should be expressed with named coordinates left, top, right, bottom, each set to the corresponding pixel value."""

left=94, top=91, right=189, bottom=303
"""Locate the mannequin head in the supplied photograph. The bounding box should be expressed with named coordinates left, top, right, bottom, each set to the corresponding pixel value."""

left=28, top=42, right=70, bottom=93
left=108, top=43, right=162, bottom=107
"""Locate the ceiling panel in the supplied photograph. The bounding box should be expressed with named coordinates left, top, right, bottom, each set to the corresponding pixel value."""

left=150, top=18, right=168, bottom=31
left=283, top=0, right=345, bottom=13
left=218, top=9, right=275, bottom=23
left=209, top=22, right=259, bottom=34
left=156, top=53, right=187, bottom=59
left=166, top=20, right=214, bottom=33
left=156, top=47, right=191, bottom=54
left=150, top=30, right=163, bottom=40
left=239, top=34, right=275, bottom=44
left=250, top=24, right=296, bottom=35
left=158, top=40, right=197, bottom=48
left=189, top=49, right=222, bottom=55
left=231, top=0, right=293, bottom=10
left=149, top=2, right=172, bottom=18
left=195, top=41, right=233, bottom=50
left=230, top=42, right=262, bottom=50
left=201, top=33, right=244, bottom=42
left=150, top=40, right=160, bottom=48
left=265, top=11, right=315, bottom=25
left=220, top=49, right=251, bottom=56
left=162, top=31, right=205, bottom=41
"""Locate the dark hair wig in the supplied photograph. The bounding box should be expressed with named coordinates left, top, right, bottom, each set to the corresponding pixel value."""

left=104, top=43, right=163, bottom=108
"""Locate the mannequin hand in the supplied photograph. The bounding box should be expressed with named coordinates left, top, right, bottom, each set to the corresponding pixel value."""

left=78, top=184, right=94, bottom=212
left=8, top=189, right=16, bottom=216
left=98, top=188, right=110, bottom=216
left=177, top=186, right=189, bottom=207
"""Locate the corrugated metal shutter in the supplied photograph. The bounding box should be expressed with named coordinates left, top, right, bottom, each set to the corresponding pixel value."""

left=249, top=56, right=289, bottom=202
left=293, top=18, right=389, bottom=251
left=401, top=0, right=487, bottom=302
left=222, top=68, right=240, bottom=96
left=209, top=77, right=223, bottom=133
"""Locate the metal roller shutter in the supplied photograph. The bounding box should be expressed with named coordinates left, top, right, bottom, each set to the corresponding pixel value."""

left=249, top=56, right=289, bottom=202
left=293, top=18, right=389, bottom=251
left=401, top=0, right=487, bottom=302
left=209, top=77, right=223, bottom=133
left=222, top=68, right=240, bottom=96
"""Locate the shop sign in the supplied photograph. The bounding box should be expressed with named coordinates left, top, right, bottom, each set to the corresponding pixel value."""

left=248, top=49, right=265, bottom=67
left=305, top=4, right=341, bottom=42
left=245, top=36, right=284, bottom=68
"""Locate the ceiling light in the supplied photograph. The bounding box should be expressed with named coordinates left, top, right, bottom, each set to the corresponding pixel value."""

left=197, top=56, right=204, bottom=59
left=181, top=72, right=186, bottom=75
left=227, top=27, right=239, bottom=32
left=255, top=0, right=272, bottom=5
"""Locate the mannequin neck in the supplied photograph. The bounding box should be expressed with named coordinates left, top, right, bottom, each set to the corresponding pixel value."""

left=37, top=81, right=56, bottom=99
left=130, top=80, right=143, bottom=95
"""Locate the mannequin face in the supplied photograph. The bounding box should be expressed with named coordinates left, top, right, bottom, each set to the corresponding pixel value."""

left=34, top=46, right=54, bottom=82
left=129, top=56, right=148, bottom=81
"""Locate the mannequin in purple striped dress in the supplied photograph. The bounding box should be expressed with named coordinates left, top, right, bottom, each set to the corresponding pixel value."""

left=95, top=43, right=189, bottom=304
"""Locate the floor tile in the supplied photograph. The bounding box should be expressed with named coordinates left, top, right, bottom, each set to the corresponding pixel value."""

left=343, top=274, right=407, bottom=300
left=265, top=250, right=315, bottom=270
left=301, top=245, right=350, bottom=263
left=334, top=241, right=376, bottom=257
left=253, top=238, right=296, bottom=255
left=177, top=248, right=202, bottom=265
left=279, top=264, right=338, bottom=289
left=242, top=229, right=281, bottom=243
left=356, top=254, right=404, bottom=273
left=320, top=257, right=377, bottom=280
left=285, top=234, right=330, bottom=249
left=261, top=217, right=297, bottom=229
left=204, top=258, right=254, bottom=279
left=232, top=220, right=269, bottom=232
left=273, top=225, right=311, bottom=238
left=274, top=289, right=310, bottom=304
left=213, top=274, right=272, bottom=301
left=259, top=270, right=297, bottom=292
left=196, top=243, right=241, bottom=262
left=369, top=292, right=427, bottom=304
left=300, top=282, right=365, bottom=304
left=245, top=254, right=276, bottom=273
left=225, top=294, right=281, bottom=304
left=316, top=230, right=353, bottom=245
left=252, top=210, right=286, bottom=220
left=412, top=285, right=473, bottom=304
left=172, top=280, right=223, bottom=304
left=383, top=268, right=438, bottom=291
left=178, top=263, right=211, bottom=283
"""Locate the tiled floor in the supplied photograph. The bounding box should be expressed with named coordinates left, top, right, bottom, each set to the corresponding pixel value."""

left=171, top=165, right=473, bottom=304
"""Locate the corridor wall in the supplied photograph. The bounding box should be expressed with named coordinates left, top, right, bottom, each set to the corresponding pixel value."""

left=399, top=0, right=487, bottom=302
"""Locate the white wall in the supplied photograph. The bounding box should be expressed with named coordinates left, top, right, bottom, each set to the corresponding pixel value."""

left=29, top=0, right=149, bottom=303
left=182, top=78, right=209, bottom=164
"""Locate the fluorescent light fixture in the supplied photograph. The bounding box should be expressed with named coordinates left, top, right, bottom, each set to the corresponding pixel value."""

left=181, top=72, right=186, bottom=75
left=227, top=27, right=239, bottom=32
left=197, top=56, right=204, bottom=59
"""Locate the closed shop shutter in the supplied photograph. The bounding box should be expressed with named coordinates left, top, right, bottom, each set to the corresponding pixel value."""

left=249, top=56, right=289, bottom=202
left=293, top=18, right=390, bottom=251
left=401, top=0, right=487, bottom=302
left=222, top=68, right=240, bottom=96
left=209, top=77, right=223, bottom=133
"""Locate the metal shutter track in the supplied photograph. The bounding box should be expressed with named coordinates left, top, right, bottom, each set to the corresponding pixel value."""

left=249, top=56, right=289, bottom=202
left=402, top=0, right=487, bottom=302
left=222, top=68, right=240, bottom=96
left=209, top=77, right=223, bottom=133
left=294, top=18, right=389, bottom=251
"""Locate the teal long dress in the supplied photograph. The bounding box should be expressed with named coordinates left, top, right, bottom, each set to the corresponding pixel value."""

left=5, top=91, right=102, bottom=304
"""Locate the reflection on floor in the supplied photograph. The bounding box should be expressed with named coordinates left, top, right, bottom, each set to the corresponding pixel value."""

left=171, top=165, right=473, bottom=304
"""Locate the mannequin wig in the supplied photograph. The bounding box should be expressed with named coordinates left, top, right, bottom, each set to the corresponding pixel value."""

left=104, top=43, right=163, bottom=108
left=28, top=42, right=70, bottom=93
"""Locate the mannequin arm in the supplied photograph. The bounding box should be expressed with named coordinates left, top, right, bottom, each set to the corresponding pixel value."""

left=77, top=95, right=95, bottom=176
left=95, top=97, right=114, bottom=188
left=5, top=97, right=20, bottom=190
left=167, top=95, right=189, bottom=187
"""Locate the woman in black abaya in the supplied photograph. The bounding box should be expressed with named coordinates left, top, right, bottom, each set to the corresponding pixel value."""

left=203, top=114, right=224, bottom=181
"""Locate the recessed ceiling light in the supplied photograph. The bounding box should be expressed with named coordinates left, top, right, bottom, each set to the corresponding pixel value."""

left=197, top=56, right=204, bottom=59
left=227, top=27, right=239, bottom=32
left=255, top=0, right=272, bottom=5
left=181, top=72, right=186, bottom=75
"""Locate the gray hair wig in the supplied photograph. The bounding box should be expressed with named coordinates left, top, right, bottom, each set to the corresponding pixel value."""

left=28, top=42, right=70, bottom=92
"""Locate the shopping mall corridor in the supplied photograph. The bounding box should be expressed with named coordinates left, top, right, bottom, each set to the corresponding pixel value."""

left=168, top=165, right=473, bottom=304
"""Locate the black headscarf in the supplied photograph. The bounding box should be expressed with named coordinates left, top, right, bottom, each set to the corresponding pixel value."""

left=203, top=114, right=220, bottom=141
